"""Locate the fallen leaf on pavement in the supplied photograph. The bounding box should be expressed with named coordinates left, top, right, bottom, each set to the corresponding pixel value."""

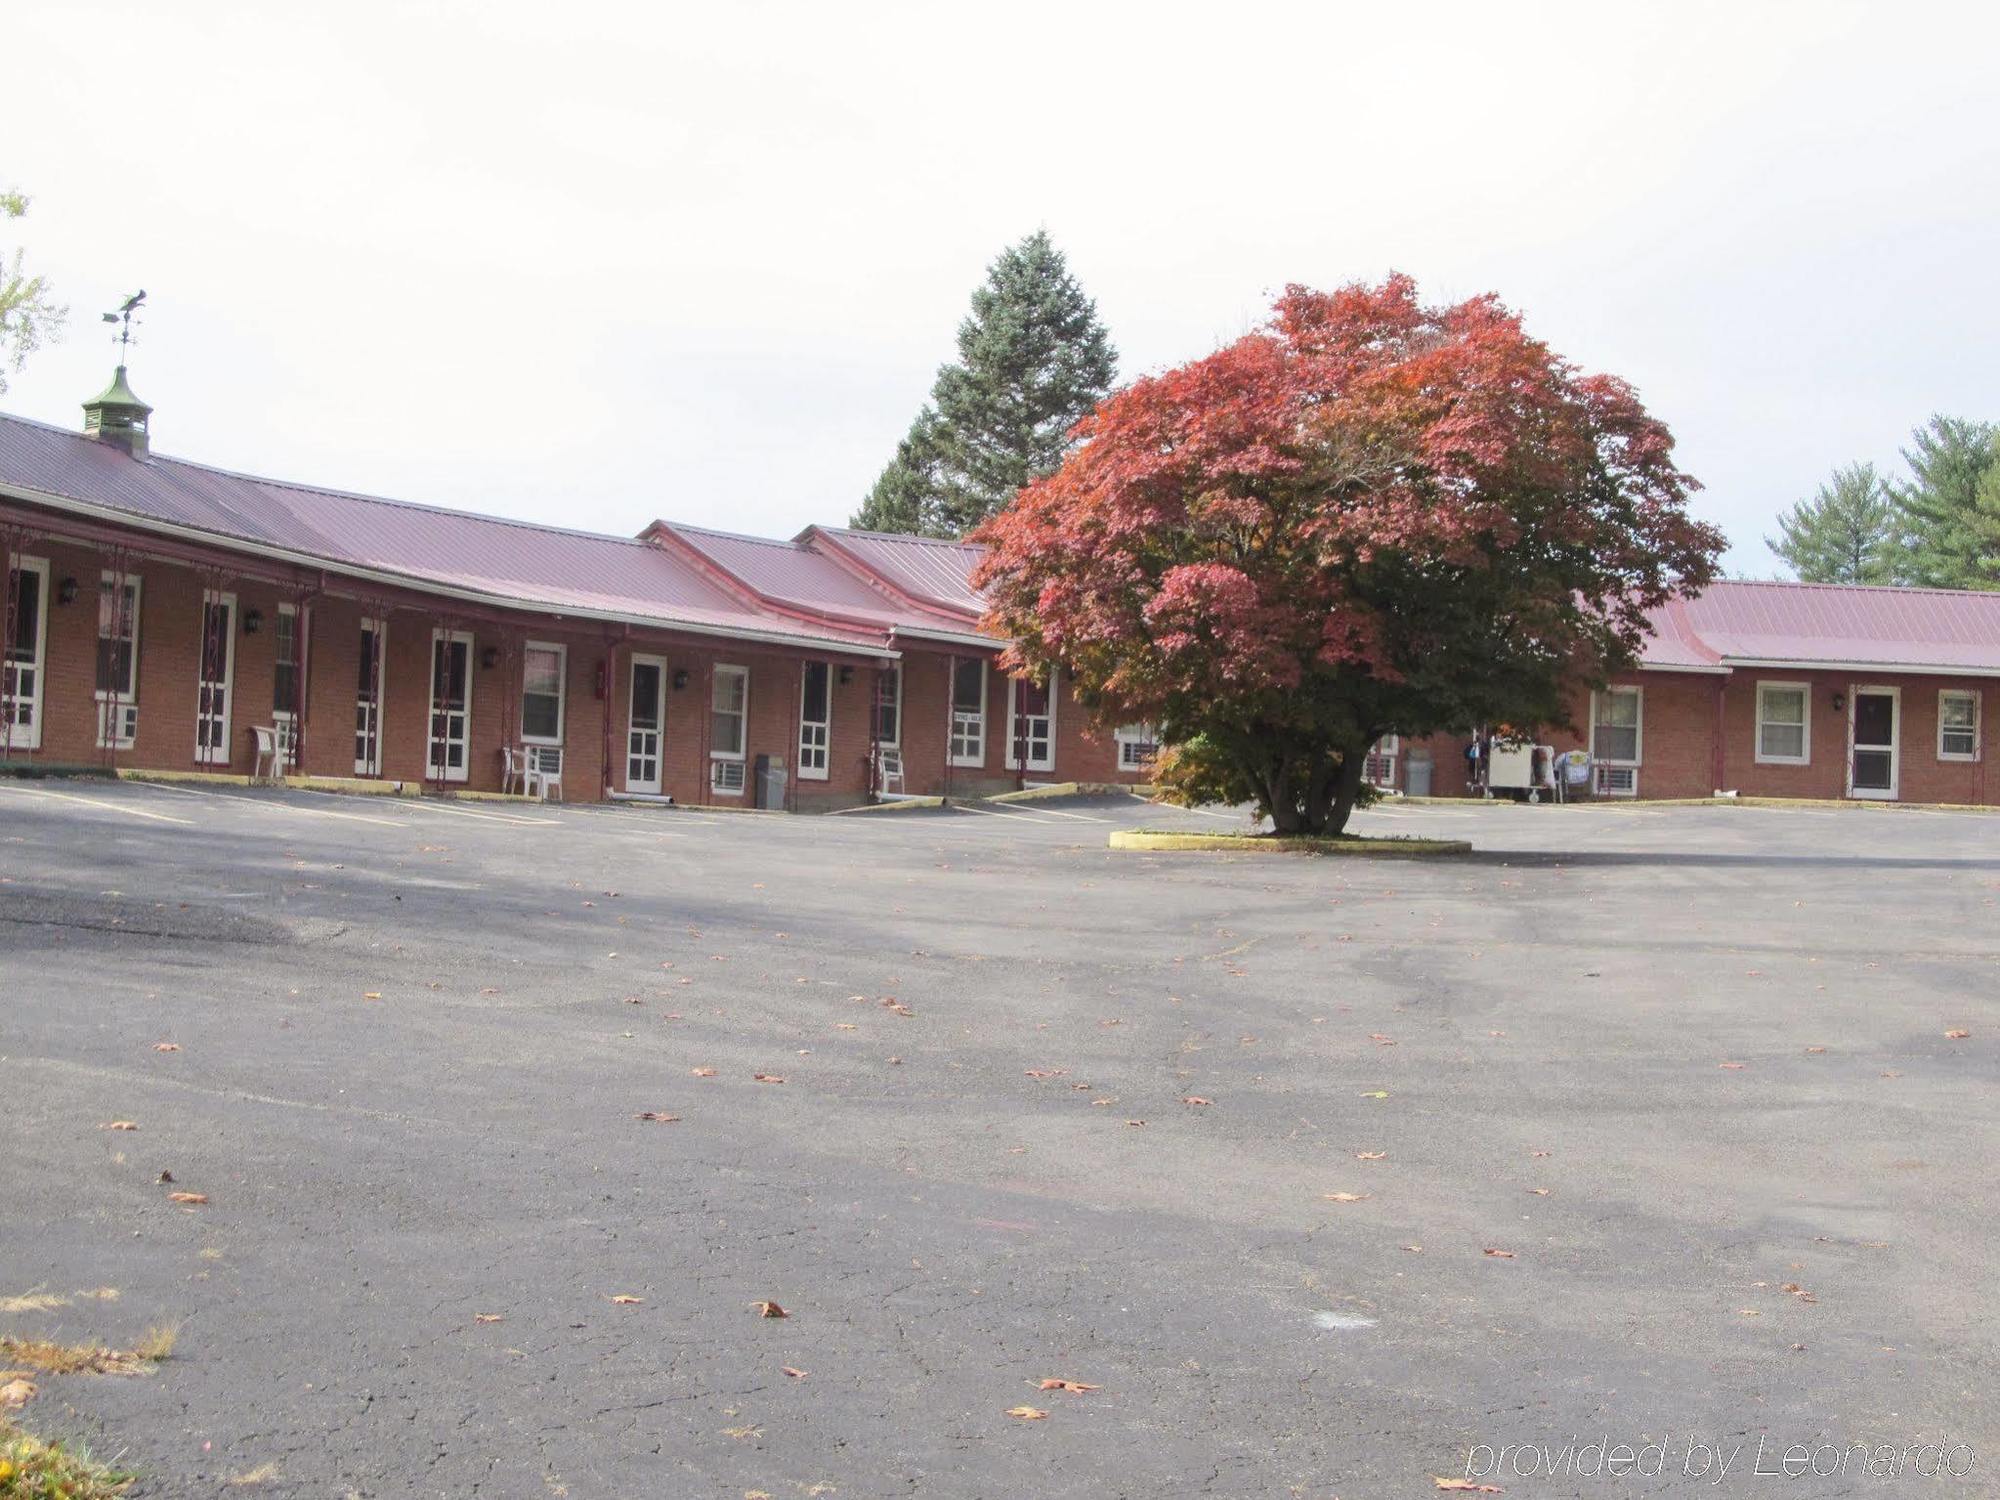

left=1323, top=1192, right=1369, bottom=1203
left=1125, top=1119, right=1146, bottom=1127
left=1946, top=1029, right=1970, bottom=1040
left=691, top=1067, right=717, bottom=1077
left=609, top=1295, right=644, bottom=1305
left=1433, top=1479, right=1504, bottom=1493
left=1528, top=1188, right=1551, bottom=1196
left=1400, top=1244, right=1423, bottom=1253
left=1182, top=1097, right=1213, bottom=1107
left=152, top=1043, right=180, bottom=1053
left=1037, top=1379, right=1100, bottom=1393
left=754, top=1300, right=788, bottom=1318
left=167, top=1192, right=208, bottom=1205
left=633, top=1112, right=681, bottom=1123
left=363, top=992, right=383, bottom=1001
left=1361, top=1090, right=1389, bottom=1099
left=1719, top=1061, right=1746, bottom=1070
left=1355, top=1151, right=1386, bottom=1160
left=752, top=1073, right=787, bottom=1084
left=0, top=1376, right=34, bottom=1410
left=100, top=1121, right=139, bottom=1132
left=1005, top=1405, right=1049, bottom=1420
left=474, top=1314, right=504, bottom=1323
left=782, top=1365, right=808, bottom=1379
left=1483, top=1248, right=1515, bottom=1259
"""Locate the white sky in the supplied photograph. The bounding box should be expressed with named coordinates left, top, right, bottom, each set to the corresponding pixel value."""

left=5, top=1, right=1996, bottom=574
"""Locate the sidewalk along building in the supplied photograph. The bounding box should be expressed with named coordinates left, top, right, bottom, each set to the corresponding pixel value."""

left=1383, top=583, right=2000, bottom=805
left=0, top=367, right=1154, bottom=808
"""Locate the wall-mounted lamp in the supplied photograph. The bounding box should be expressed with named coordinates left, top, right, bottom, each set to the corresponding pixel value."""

left=672, top=669, right=690, bottom=691
left=56, top=576, right=79, bottom=606
left=481, top=646, right=501, bottom=670
left=243, top=608, right=263, bottom=634
left=1831, top=691, right=1846, bottom=713
left=838, top=664, right=854, bottom=685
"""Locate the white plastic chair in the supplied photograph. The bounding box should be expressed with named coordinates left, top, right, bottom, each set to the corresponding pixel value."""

left=876, top=745, right=905, bottom=797
left=534, top=755, right=563, bottom=803
left=251, top=725, right=280, bottom=781
left=501, top=746, right=542, bottom=799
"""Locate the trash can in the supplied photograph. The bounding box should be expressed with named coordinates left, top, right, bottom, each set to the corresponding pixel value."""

left=754, top=754, right=788, bottom=810
left=1404, top=753, right=1433, bottom=798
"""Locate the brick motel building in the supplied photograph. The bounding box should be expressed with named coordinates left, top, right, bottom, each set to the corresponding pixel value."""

left=0, top=368, right=1155, bottom=809
left=3, top=366, right=1998, bottom=812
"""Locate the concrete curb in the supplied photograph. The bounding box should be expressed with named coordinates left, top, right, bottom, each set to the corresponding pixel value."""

left=1109, top=829, right=1473, bottom=856
left=988, top=782, right=1157, bottom=804
left=830, top=797, right=946, bottom=814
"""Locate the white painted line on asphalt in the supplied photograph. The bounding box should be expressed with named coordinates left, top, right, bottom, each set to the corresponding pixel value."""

left=0, top=782, right=195, bottom=825
left=132, top=780, right=405, bottom=827
left=317, top=793, right=555, bottom=828
left=950, top=802, right=1051, bottom=823
left=999, top=803, right=1112, bottom=823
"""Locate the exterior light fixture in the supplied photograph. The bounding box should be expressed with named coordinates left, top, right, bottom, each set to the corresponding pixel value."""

left=672, top=669, right=689, bottom=690
left=838, top=665, right=853, bottom=685
left=243, top=608, right=263, bottom=634
left=1832, top=691, right=1846, bottom=712
left=481, top=646, right=501, bottom=670
left=56, top=576, right=79, bottom=605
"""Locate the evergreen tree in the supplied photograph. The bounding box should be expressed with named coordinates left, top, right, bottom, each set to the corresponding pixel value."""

left=852, top=231, right=1116, bottom=537
left=1766, top=462, right=1902, bottom=583
left=1892, top=414, right=2000, bottom=588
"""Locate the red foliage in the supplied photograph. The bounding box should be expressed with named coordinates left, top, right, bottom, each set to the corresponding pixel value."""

left=972, top=275, right=1724, bottom=831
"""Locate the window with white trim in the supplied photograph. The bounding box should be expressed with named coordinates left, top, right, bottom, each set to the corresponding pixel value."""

left=949, top=658, right=986, bottom=767
left=1939, top=689, right=1980, bottom=761
left=1004, top=676, right=1055, bottom=772
left=873, top=662, right=902, bottom=747
left=1363, top=734, right=1400, bottom=788
left=355, top=617, right=385, bottom=775
left=799, top=660, right=831, bottom=780
left=1590, top=686, right=1642, bottom=765
left=272, top=603, right=302, bottom=769
left=1755, top=681, right=1810, bottom=764
left=1115, top=723, right=1159, bottom=770
left=95, top=572, right=141, bottom=748
left=3, top=555, right=49, bottom=751
left=710, top=664, right=748, bottom=795
left=521, top=642, right=567, bottom=745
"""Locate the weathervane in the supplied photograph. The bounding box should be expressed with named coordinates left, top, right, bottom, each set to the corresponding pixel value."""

left=101, top=290, right=146, bottom=362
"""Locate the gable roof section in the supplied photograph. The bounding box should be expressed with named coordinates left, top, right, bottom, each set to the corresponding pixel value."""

left=0, top=413, right=888, bottom=655
left=800, top=525, right=988, bottom=622
left=1663, top=580, right=2000, bottom=675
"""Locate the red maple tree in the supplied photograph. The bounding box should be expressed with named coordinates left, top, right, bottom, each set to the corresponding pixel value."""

left=973, top=275, right=1725, bottom=835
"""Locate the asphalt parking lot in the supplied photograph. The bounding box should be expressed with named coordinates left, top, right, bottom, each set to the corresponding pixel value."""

left=2, top=780, right=1995, bottom=1498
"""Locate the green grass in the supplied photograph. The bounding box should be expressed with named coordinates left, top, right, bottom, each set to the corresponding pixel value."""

left=0, top=1417, right=136, bottom=1498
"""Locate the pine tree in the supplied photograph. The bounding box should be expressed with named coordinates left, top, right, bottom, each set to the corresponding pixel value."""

left=852, top=231, right=1116, bottom=538
left=1892, top=414, right=2000, bottom=588
left=1766, top=462, right=1903, bottom=583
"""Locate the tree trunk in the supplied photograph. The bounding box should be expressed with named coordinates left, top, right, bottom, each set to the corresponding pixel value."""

left=1322, top=743, right=1370, bottom=837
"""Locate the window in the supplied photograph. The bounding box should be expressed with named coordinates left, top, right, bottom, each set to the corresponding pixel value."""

left=1116, top=724, right=1159, bottom=771
left=873, top=662, right=902, bottom=747
left=710, top=664, right=748, bottom=794
left=1591, top=686, right=1642, bottom=765
left=1363, top=735, right=1399, bottom=789
left=949, top=658, right=986, bottom=767
left=3, top=555, right=49, bottom=751
left=1755, top=682, right=1809, bottom=764
left=521, top=642, right=566, bottom=744
left=798, top=660, right=830, bottom=780
left=1005, top=677, right=1054, bottom=772
left=355, top=618, right=385, bottom=775
left=1939, top=690, right=1980, bottom=761
left=95, top=572, right=141, bottom=748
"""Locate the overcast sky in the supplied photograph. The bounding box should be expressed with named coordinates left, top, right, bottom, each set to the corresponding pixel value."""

left=6, top=1, right=1996, bottom=573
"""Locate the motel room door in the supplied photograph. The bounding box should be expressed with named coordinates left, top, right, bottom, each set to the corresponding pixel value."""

left=1848, top=687, right=1899, bottom=800
left=195, top=593, right=236, bottom=766
left=427, top=631, right=472, bottom=782
left=627, top=655, right=665, bottom=794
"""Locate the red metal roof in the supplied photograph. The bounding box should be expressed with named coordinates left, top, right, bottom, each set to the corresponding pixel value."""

left=0, top=413, right=887, bottom=654
left=801, top=525, right=987, bottom=621
left=1654, top=580, right=2000, bottom=675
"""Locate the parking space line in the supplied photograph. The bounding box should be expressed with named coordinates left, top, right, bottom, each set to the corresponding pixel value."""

left=0, top=782, right=196, bottom=825
left=314, top=793, right=555, bottom=828
left=950, top=803, right=1051, bottom=824
left=132, top=780, right=406, bottom=827
left=996, top=803, right=1111, bottom=823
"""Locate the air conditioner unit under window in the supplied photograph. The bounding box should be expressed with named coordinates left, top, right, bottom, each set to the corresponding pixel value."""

left=1594, top=764, right=1638, bottom=797
left=526, top=746, right=563, bottom=776
left=711, top=760, right=745, bottom=794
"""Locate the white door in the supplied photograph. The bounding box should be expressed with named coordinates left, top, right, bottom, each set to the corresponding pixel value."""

left=195, top=592, right=236, bottom=765
left=798, top=661, right=831, bottom=780
left=355, top=619, right=385, bottom=775
left=1847, top=687, right=1899, bottom=800
left=627, top=655, right=665, bottom=794
left=1006, top=678, right=1055, bottom=772
left=4, top=557, right=49, bottom=751
left=428, top=631, right=472, bottom=782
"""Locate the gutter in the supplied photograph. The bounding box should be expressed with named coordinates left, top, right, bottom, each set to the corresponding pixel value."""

left=0, top=480, right=900, bottom=660
left=1716, top=656, right=2000, bottom=678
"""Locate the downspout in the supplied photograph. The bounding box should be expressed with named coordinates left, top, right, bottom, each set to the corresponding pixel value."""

left=1711, top=675, right=1727, bottom=795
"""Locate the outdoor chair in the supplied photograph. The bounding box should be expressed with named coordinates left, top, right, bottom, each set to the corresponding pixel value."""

left=250, top=725, right=281, bottom=781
